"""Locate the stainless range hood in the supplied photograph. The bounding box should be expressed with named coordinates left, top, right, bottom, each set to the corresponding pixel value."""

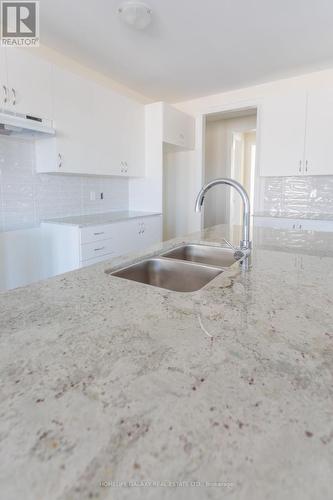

left=0, top=112, right=55, bottom=136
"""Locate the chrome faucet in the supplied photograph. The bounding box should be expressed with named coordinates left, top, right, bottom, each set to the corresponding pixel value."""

left=195, top=178, right=251, bottom=251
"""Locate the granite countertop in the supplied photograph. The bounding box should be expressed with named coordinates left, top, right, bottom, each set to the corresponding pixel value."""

left=1, top=225, right=333, bottom=500
left=43, top=211, right=162, bottom=227
left=254, top=211, right=333, bottom=221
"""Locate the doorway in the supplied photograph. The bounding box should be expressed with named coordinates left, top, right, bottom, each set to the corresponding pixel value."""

left=203, top=109, right=257, bottom=229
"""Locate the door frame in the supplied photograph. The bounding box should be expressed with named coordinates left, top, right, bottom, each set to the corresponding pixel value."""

left=200, top=99, right=262, bottom=230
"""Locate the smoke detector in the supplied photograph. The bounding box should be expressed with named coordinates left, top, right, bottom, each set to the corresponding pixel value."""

left=118, top=1, right=152, bottom=30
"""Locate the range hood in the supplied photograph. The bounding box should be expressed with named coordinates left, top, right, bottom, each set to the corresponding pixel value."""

left=0, top=112, right=55, bottom=136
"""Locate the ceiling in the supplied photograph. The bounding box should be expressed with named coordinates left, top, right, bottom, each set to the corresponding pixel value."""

left=39, top=0, right=333, bottom=102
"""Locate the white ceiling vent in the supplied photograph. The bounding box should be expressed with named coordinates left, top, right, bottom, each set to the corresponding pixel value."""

left=118, top=1, right=152, bottom=30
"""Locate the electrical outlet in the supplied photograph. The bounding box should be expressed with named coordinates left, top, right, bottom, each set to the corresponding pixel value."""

left=90, top=191, right=96, bottom=201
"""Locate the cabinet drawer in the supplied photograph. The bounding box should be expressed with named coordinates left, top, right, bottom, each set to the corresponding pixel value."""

left=80, top=224, right=116, bottom=244
left=80, top=238, right=115, bottom=261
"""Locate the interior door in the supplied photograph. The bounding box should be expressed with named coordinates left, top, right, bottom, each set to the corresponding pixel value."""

left=259, top=92, right=307, bottom=176
left=304, top=88, right=333, bottom=175
left=6, top=48, right=53, bottom=119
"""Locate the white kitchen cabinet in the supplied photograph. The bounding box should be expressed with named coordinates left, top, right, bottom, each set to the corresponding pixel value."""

left=259, top=92, right=307, bottom=177
left=4, top=48, right=53, bottom=119
left=41, top=215, right=162, bottom=274
left=121, top=96, right=145, bottom=177
left=0, top=47, right=8, bottom=113
left=91, top=83, right=123, bottom=176
left=36, top=67, right=94, bottom=174
left=137, top=215, right=164, bottom=249
left=162, top=102, right=195, bottom=150
left=92, top=89, right=145, bottom=178
left=304, top=88, right=333, bottom=176
left=36, top=65, right=145, bottom=177
left=254, top=216, right=333, bottom=232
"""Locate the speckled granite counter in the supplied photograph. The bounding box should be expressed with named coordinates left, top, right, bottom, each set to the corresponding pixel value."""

left=43, top=211, right=162, bottom=227
left=1, top=225, right=333, bottom=500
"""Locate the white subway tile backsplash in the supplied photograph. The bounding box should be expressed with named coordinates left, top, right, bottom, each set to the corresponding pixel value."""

left=263, top=176, right=333, bottom=215
left=0, top=136, right=129, bottom=231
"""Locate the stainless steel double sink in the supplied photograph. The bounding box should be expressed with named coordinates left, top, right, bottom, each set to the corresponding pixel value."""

left=107, top=244, right=243, bottom=293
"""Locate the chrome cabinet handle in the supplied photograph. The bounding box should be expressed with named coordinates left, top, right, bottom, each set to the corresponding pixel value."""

left=2, top=85, right=8, bottom=104
left=298, top=160, right=302, bottom=173
left=93, top=231, right=105, bottom=236
left=305, top=160, right=308, bottom=173
left=58, top=153, right=62, bottom=168
left=11, top=88, right=16, bottom=106
left=94, top=247, right=105, bottom=252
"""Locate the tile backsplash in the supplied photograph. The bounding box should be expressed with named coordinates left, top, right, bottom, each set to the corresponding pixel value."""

left=0, top=136, right=129, bottom=232
left=262, top=176, right=333, bottom=216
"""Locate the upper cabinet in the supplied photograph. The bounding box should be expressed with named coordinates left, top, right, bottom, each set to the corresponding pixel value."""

left=162, top=102, right=195, bottom=150
left=260, top=89, right=333, bottom=177
left=89, top=84, right=145, bottom=177
left=122, top=96, right=145, bottom=177
left=304, top=88, right=333, bottom=176
left=259, top=92, right=307, bottom=177
left=36, top=67, right=94, bottom=175
left=36, top=64, right=145, bottom=177
left=1, top=48, right=53, bottom=120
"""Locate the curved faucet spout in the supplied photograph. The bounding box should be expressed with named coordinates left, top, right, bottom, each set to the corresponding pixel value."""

left=195, top=178, right=251, bottom=250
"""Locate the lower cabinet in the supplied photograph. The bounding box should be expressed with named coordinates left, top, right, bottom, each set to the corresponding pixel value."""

left=254, top=216, right=333, bottom=232
left=41, top=215, right=163, bottom=275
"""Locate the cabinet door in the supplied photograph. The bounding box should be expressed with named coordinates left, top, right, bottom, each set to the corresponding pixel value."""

left=122, top=97, right=145, bottom=177
left=6, top=48, right=53, bottom=119
left=0, top=47, right=8, bottom=112
left=162, top=103, right=195, bottom=150
left=304, top=89, right=333, bottom=176
left=259, top=93, right=307, bottom=176
left=52, top=67, right=94, bottom=174
left=141, top=216, right=163, bottom=247
left=91, top=83, right=123, bottom=176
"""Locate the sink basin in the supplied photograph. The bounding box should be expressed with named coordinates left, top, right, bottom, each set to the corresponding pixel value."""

left=109, top=257, right=223, bottom=292
left=161, top=244, right=241, bottom=268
